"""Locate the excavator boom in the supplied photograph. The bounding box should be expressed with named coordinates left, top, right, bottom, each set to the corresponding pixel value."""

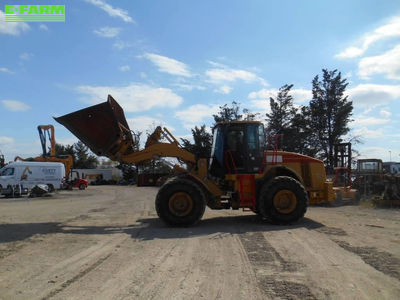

left=38, top=125, right=56, bottom=157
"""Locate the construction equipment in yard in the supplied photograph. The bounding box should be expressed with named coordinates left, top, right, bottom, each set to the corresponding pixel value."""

left=332, top=143, right=359, bottom=204
left=55, top=95, right=335, bottom=226
left=353, top=158, right=400, bottom=206
left=65, top=170, right=89, bottom=190
left=353, top=159, right=385, bottom=196
left=14, top=125, right=74, bottom=176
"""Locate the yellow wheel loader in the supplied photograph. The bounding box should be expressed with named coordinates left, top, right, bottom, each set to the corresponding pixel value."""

left=55, top=95, right=335, bottom=226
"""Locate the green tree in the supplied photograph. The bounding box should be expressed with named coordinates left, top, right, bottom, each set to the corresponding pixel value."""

left=213, top=101, right=258, bottom=124
left=265, top=84, right=318, bottom=155
left=73, top=141, right=98, bottom=169
left=265, top=84, right=298, bottom=150
left=310, top=69, right=353, bottom=170
left=266, top=84, right=297, bottom=133
left=54, top=143, right=74, bottom=157
left=290, top=106, right=319, bottom=157
left=181, top=125, right=213, bottom=158
left=213, top=101, right=243, bottom=123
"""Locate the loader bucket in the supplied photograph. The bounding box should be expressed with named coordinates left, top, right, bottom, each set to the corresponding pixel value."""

left=54, top=95, right=135, bottom=159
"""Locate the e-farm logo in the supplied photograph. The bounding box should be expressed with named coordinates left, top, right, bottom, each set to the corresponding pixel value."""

left=5, top=5, right=65, bottom=22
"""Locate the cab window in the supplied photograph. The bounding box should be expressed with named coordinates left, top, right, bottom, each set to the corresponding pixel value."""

left=1, top=168, right=14, bottom=176
left=247, top=125, right=257, bottom=150
left=258, top=124, right=266, bottom=151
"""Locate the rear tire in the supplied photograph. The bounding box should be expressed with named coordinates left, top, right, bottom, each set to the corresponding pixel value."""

left=79, top=183, right=86, bottom=190
left=258, top=176, right=308, bottom=224
left=156, top=177, right=206, bottom=226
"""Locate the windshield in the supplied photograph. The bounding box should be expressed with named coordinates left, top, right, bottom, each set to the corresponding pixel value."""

left=210, top=126, right=224, bottom=166
left=358, top=161, right=382, bottom=172
left=0, top=167, right=14, bottom=176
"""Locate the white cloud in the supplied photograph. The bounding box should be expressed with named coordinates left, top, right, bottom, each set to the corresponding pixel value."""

left=335, top=16, right=400, bottom=59
left=76, top=83, right=183, bottom=112
left=207, top=60, right=228, bottom=68
left=112, top=40, right=132, bottom=50
left=175, top=104, right=219, bottom=124
left=84, top=0, right=134, bottom=23
left=143, top=53, right=192, bottom=77
left=119, top=65, right=130, bottom=72
left=1, top=100, right=31, bottom=112
left=380, top=109, right=391, bottom=118
left=248, top=88, right=311, bottom=104
left=347, top=84, right=400, bottom=107
left=358, top=44, right=400, bottom=80
left=173, top=83, right=205, bottom=91
left=126, top=116, right=174, bottom=134
left=0, top=67, right=14, bottom=74
left=93, top=26, right=121, bottom=38
left=39, top=24, right=49, bottom=31
left=214, top=85, right=232, bottom=94
left=0, top=10, right=30, bottom=35
left=248, top=99, right=271, bottom=116
left=291, top=89, right=312, bottom=103
left=55, top=137, right=79, bottom=146
left=20, top=52, right=33, bottom=61
left=0, top=136, right=14, bottom=145
left=336, top=47, right=364, bottom=60
left=206, top=67, right=267, bottom=86
left=344, top=71, right=353, bottom=79
left=353, top=116, right=389, bottom=127
left=357, top=146, right=398, bottom=160
left=352, top=127, right=383, bottom=139
left=248, top=88, right=278, bottom=100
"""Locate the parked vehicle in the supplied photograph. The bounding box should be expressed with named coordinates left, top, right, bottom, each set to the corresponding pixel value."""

left=65, top=170, right=89, bottom=190
left=56, top=95, right=335, bottom=226
left=0, top=161, right=65, bottom=194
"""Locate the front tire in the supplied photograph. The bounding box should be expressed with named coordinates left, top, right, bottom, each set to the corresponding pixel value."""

left=79, top=183, right=86, bottom=190
left=258, top=176, right=308, bottom=224
left=156, top=177, right=206, bottom=226
left=47, top=184, right=55, bottom=193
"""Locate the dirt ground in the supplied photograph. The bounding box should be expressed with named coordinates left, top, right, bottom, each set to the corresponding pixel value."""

left=0, top=186, right=399, bottom=300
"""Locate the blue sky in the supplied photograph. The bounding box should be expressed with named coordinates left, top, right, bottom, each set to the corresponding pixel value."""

left=1, top=0, right=400, bottom=163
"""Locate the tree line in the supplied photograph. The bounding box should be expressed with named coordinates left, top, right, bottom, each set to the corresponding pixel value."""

left=55, top=141, right=99, bottom=169
left=182, top=69, right=354, bottom=170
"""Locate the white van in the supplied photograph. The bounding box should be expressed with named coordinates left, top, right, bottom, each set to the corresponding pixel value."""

left=0, top=161, right=65, bottom=191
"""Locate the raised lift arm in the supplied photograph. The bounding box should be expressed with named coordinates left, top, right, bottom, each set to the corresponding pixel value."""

left=54, top=95, right=223, bottom=197
left=54, top=95, right=196, bottom=166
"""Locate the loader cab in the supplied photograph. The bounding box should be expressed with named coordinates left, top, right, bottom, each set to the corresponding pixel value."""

left=209, top=121, right=266, bottom=177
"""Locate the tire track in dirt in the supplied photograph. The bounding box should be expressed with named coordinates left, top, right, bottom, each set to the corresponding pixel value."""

left=335, top=240, right=400, bottom=281
left=315, top=226, right=400, bottom=281
left=41, top=253, right=112, bottom=300
left=239, top=232, right=316, bottom=300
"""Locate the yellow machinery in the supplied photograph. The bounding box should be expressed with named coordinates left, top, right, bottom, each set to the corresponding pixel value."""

left=14, top=125, right=74, bottom=175
left=353, top=159, right=400, bottom=207
left=55, top=95, right=335, bottom=225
